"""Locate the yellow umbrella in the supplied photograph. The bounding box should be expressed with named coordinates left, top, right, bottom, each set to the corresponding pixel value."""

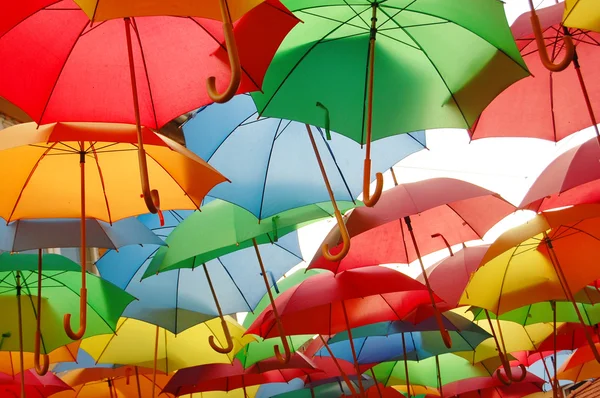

left=73, top=0, right=264, bottom=103
left=0, top=122, right=226, bottom=345
left=564, top=0, right=600, bottom=33
left=0, top=342, right=79, bottom=377
left=80, top=317, right=254, bottom=373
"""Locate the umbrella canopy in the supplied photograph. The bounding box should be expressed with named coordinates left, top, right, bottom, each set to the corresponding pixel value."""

left=0, top=0, right=298, bottom=130
left=470, top=2, right=600, bottom=142
left=563, top=0, right=600, bottom=32
left=97, top=210, right=303, bottom=334
left=310, top=178, right=514, bottom=273
left=0, top=370, right=72, bottom=398
left=0, top=343, right=79, bottom=377
left=473, top=301, right=600, bottom=327
left=0, top=217, right=163, bottom=252
left=184, top=94, right=425, bottom=220
left=442, top=375, right=545, bottom=398
left=0, top=253, right=134, bottom=353
left=558, top=345, right=600, bottom=382
left=81, top=317, right=255, bottom=373
left=520, top=136, right=600, bottom=211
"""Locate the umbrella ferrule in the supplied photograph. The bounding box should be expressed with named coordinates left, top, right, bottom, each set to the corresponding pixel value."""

left=79, top=151, right=86, bottom=164
left=403, top=216, right=413, bottom=232
left=544, top=236, right=554, bottom=249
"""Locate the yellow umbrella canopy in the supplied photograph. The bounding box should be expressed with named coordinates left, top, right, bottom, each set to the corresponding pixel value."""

left=80, top=317, right=255, bottom=373
left=563, top=0, right=600, bottom=33
left=0, top=343, right=79, bottom=377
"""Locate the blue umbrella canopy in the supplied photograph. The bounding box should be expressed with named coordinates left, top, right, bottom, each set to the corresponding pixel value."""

left=184, top=94, right=426, bottom=220
left=96, top=210, right=303, bottom=334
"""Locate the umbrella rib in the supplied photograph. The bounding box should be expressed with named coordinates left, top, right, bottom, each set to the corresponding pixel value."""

left=341, top=0, right=370, bottom=28
left=92, top=320, right=127, bottom=365
left=374, top=30, right=422, bottom=51
left=273, top=240, right=304, bottom=263
left=202, top=110, right=259, bottom=163
left=0, top=0, right=63, bottom=41
left=314, top=126, right=356, bottom=202
left=256, top=121, right=279, bottom=221
left=216, top=257, right=253, bottom=312
left=299, top=9, right=370, bottom=32
left=36, top=21, right=90, bottom=125
left=445, top=203, right=485, bottom=239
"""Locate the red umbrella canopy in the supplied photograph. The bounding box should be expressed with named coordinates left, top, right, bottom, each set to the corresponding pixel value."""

left=162, top=358, right=320, bottom=396
left=310, top=178, right=515, bottom=273
left=0, top=0, right=298, bottom=129
left=0, top=370, right=72, bottom=397
left=442, top=373, right=545, bottom=397
left=521, top=136, right=600, bottom=211
left=246, top=266, right=447, bottom=338
left=417, top=245, right=490, bottom=308
left=470, top=2, right=600, bottom=142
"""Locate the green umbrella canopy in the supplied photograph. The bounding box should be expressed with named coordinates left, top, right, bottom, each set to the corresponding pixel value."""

left=144, top=200, right=356, bottom=276
left=0, top=253, right=135, bottom=353
left=252, top=0, right=529, bottom=143
left=235, top=335, right=313, bottom=368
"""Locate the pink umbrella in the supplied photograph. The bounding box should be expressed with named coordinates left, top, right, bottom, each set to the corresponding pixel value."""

left=0, top=370, right=72, bottom=398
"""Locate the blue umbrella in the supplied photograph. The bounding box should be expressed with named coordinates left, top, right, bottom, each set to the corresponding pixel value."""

left=184, top=94, right=425, bottom=261
left=96, top=210, right=303, bottom=336
left=52, top=349, right=114, bottom=373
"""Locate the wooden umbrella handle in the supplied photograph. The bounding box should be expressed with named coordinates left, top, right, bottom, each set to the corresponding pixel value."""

left=528, top=0, right=574, bottom=72
left=34, top=249, right=49, bottom=375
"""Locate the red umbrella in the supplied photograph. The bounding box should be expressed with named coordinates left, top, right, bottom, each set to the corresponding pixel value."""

left=520, top=136, right=600, bottom=211
left=470, top=2, right=599, bottom=142
left=161, top=358, right=320, bottom=397
left=247, top=266, right=447, bottom=397
left=0, top=370, right=72, bottom=398
left=310, top=178, right=514, bottom=349
left=0, top=0, right=298, bottom=217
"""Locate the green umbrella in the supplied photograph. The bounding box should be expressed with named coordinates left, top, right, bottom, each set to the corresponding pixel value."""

left=0, top=252, right=134, bottom=388
left=473, top=302, right=600, bottom=327
left=252, top=0, right=528, bottom=210
left=144, top=200, right=356, bottom=363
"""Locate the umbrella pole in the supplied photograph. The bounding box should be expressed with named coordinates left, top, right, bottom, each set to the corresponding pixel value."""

left=124, top=17, right=162, bottom=220
left=544, top=232, right=600, bottom=363
left=572, top=47, right=600, bottom=147
left=107, top=380, right=114, bottom=398
left=34, top=249, right=49, bottom=375
left=252, top=238, right=291, bottom=363
left=318, top=335, right=358, bottom=396
left=551, top=301, right=558, bottom=398
left=15, top=272, right=24, bottom=398
left=402, top=216, right=452, bottom=348
left=369, top=368, right=383, bottom=397
left=483, top=310, right=526, bottom=385
left=305, top=124, right=350, bottom=261
left=152, top=325, right=159, bottom=398
left=435, top=355, right=443, bottom=398
left=341, top=301, right=366, bottom=397
left=64, top=144, right=87, bottom=340
left=134, top=366, right=142, bottom=398
left=202, top=263, right=234, bottom=353
left=401, top=332, right=411, bottom=398
left=362, top=2, right=384, bottom=208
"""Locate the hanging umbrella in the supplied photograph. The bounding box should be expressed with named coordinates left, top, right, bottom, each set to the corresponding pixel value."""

left=0, top=121, right=226, bottom=344
left=0, top=252, right=133, bottom=397
left=557, top=344, right=600, bottom=382
left=251, top=0, right=528, bottom=209
left=0, top=0, right=298, bottom=217
left=0, top=343, right=79, bottom=378
left=461, top=205, right=600, bottom=363
left=563, top=0, right=600, bottom=33
left=310, top=177, right=515, bottom=348
left=0, top=216, right=162, bottom=377
left=162, top=358, right=321, bottom=397
left=143, top=199, right=355, bottom=362
left=520, top=136, right=600, bottom=211
left=448, top=382, right=544, bottom=398
left=268, top=380, right=375, bottom=398
left=471, top=2, right=595, bottom=142
left=184, top=94, right=425, bottom=248
left=97, top=210, right=303, bottom=334
left=442, top=375, right=545, bottom=398
left=247, top=265, right=447, bottom=396
left=0, top=369, right=72, bottom=398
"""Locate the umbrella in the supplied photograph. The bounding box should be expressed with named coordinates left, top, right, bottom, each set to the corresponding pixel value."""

left=563, top=0, right=600, bottom=33
left=0, top=0, right=298, bottom=216
left=0, top=343, right=79, bottom=377
left=310, top=177, right=515, bottom=348
left=0, top=121, right=226, bottom=342
left=81, top=317, right=254, bottom=373
left=557, top=344, right=600, bottom=382
left=471, top=2, right=595, bottom=142
left=251, top=0, right=528, bottom=208
left=460, top=205, right=600, bottom=367
left=450, top=382, right=544, bottom=398
left=143, top=199, right=355, bottom=362
left=0, top=252, right=134, bottom=395
left=269, top=380, right=375, bottom=398
left=442, top=375, right=545, bottom=398
left=162, top=357, right=321, bottom=397
left=97, top=210, right=303, bottom=335
left=247, top=265, right=447, bottom=396
left=520, top=136, right=600, bottom=212
left=0, top=216, right=162, bottom=376
left=0, top=369, right=72, bottom=398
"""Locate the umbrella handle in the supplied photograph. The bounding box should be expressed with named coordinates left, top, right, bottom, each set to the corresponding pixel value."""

left=274, top=332, right=292, bottom=364
left=322, top=207, right=350, bottom=262
left=431, top=233, right=453, bottom=256
left=63, top=288, right=87, bottom=340
left=433, top=309, right=453, bottom=349
left=496, top=361, right=527, bottom=385
left=34, top=249, right=49, bottom=375
left=207, top=0, right=241, bottom=103
left=528, top=0, right=574, bottom=72
left=208, top=318, right=234, bottom=354
left=33, top=330, right=49, bottom=375
left=362, top=159, right=383, bottom=207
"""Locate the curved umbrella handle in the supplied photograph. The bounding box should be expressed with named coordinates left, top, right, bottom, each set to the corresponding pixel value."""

left=496, top=361, right=527, bottom=385
left=34, top=331, right=49, bottom=376
left=528, top=0, right=574, bottom=72
left=363, top=159, right=383, bottom=207
left=273, top=322, right=292, bottom=364
left=34, top=249, right=49, bottom=375
left=432, top=308, right=453, bottom=349
left=208, top=318, right=234, bottom=354
left=322, top=208, right=350, bottom=262
left=63, top=288, right=87, bottom=340
left=207, top=0, right=241, bottom=103
left=431, top=233, right=453, bottom=256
